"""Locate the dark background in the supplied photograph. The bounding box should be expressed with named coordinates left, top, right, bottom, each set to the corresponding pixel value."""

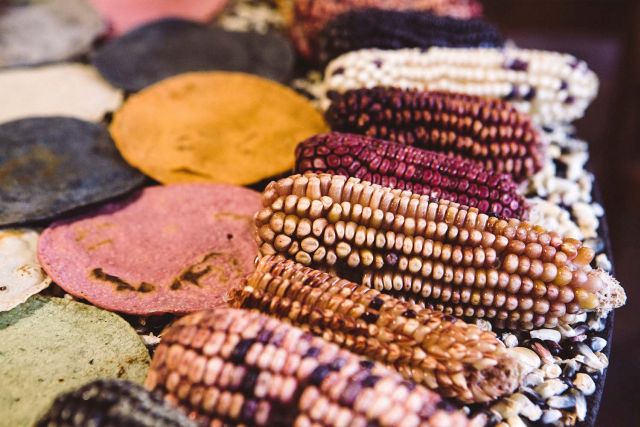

left=483, top=0, right=640, bottom=424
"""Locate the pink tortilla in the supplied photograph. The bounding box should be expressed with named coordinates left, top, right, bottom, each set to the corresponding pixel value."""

left=89, top=0, right=229, bottom=36
left=38, top=184, right=260, bottom=315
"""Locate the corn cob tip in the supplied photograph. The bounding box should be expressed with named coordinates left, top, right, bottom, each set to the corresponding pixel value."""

left=592, top=269, right=626, bottom=313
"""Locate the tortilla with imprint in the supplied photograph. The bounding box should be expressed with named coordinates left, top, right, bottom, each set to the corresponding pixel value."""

left=0, top=0, right=105, bottom=68
left=0, top=117, right=145, bottom=226
left=0, top=295, right=150, bottom=427
left=92, top=19, right=294, bottom=91
left=110, top=72, right=328, bottom=185
left=0, top=229, right=51, bottom=312
left=38, top=184, right=261, bottom=315
left=0, top=63, right=123, bottom=124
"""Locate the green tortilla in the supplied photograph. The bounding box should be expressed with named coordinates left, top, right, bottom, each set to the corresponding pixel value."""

left=0, top=296, right=150, bottom=426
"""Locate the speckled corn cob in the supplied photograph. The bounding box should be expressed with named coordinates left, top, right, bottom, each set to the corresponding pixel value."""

left=295, top=132, right=527, bottom=219
left=291, top=0, right=483, bottom=59
left=255, top=173, right=626, bottom=330
left=145, top=308, right=471, bottom=427
left=229, top=255, right=520, bottom=403
left=325, top=88, right=544, bottom=182
left=324, top=47, right=599, bottom=125
left=36, top=379, right=197, bottom=427
left=316, top=9, right=503, bottom=64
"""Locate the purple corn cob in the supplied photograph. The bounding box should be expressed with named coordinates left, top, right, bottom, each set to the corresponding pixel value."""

left=325, top=87, right=545, bottom=182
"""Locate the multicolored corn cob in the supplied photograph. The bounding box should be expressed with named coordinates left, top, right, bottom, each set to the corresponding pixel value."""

left=324, top=47, right=599, bottom=125
left=229, top=255, right=521, bottom=403
left=291, top=0, right=483, bottom=59
left=145, top=308, right=471, bottom=427
left=316, top=9, right=503, bottom=64
left=36, top=380, right=197, bottom=427
left=295, top=132, right=528, bottom=219
left=255, top=173, right=626, bottom=330
left=325, top=88, right=544, bottom=182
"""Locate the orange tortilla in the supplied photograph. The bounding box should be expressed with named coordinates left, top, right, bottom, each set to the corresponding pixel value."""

left=110, top=72, right=327, bottom=185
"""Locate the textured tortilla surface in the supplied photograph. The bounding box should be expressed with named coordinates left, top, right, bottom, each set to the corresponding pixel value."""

left=38, top=184, right=261, bottom=314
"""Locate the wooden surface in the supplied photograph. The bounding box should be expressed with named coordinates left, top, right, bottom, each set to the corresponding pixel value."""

left=484, top=0, right=640, bottom=424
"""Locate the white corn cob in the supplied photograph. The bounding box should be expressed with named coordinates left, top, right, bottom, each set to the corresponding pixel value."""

left=323, top=47, right=598, bottom=125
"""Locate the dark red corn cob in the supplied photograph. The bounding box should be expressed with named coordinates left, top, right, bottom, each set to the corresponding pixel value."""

left=325, top=87, right=545, bottom=182
left=295, top=132, right=527, bottom=219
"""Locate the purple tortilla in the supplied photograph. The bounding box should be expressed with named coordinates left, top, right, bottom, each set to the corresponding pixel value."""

left=38, top=184, right=260, bottom=315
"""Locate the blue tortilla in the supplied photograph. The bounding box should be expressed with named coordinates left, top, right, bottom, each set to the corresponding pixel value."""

left=0, top=117, right=146, bottom=226
left=92, top=18, right=294, bottom=92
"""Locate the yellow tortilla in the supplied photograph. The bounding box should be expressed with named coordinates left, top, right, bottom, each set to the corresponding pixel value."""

left=110, top=72, right=327, bottom=185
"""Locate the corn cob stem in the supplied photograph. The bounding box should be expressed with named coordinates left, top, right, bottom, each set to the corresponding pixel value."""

left=146, top=308, right=471, bottom=427
left=291, top=0, right=483, bottom=59
left=296, top=132, right=528, bottom=219
left=325, top=88, right=544, bottom=182
left=229, top=255, right=521, bottom=403
left=324, top=47, right=598, bottom=125
left=316, top=9, right=503, bottom=64
left=255, top=173, right=626, bottom=330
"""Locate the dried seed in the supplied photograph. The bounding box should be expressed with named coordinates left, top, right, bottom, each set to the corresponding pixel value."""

left=535, top=379, right=568, bottom=399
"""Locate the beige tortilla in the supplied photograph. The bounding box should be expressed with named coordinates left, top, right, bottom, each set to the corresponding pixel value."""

left=0, top=229, right=51, bottom=312
left=0, top=63, right=123, bottom=124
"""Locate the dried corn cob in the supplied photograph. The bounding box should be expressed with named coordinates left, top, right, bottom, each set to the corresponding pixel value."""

left=324, top=47, right=599, bottom=125
left=295, top=132, right=528, bottom=219
left=316, top=9, right=503, bottom=64
left=255, top=173, right=626, bottom=330
left=291, top=0, right=483, bottom=59
left=229, top=255, right=520, bottom=403
left=145, top=308, right=471, bottom=427
left=325, top=88, right=544, bottom=182
left=36, top=379, right=197, bottom=427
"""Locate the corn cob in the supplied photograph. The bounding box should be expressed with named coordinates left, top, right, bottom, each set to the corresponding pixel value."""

left=295, top=132, right=528, bottom=219
left=255, top=173, right=626, bottom=330
left=36, top=379, right=197, bottom=427
left=229, top=255, right=520, bottom=403
left=324, top=47, right=599, bottom=125
left=325, top=88, right=544, bottom=182
left=291, top=0, right=483, bottom=59
left=145, top=308, right=471, bottom=427
left=316, top=9, right=503, bottom=64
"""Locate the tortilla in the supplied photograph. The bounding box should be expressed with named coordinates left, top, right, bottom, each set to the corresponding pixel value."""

left=0, top=0, right=105, bottom=68
left=0, top=63, right=123, bottom=124
left=0, top=295, right=150, bottom=427
left=89, top=0, right=228, bottom=36
left=92, top=19, right=294, bottom=92
left=0, top=117, right=146, bottom=226
left=0, top=229, right=51, bottom=312
left=110, top=72, right=327, bottom=185
left=38, top=184, right=261, bottom=315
